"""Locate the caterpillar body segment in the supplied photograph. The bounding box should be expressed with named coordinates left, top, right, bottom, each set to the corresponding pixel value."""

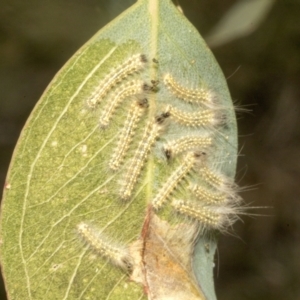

left=120, top=121, right=162, bottom=200
left=152, top=152, right=199, bottom=210
left=87, top=54, right=147, bottom=108
left=99, top=79, right=145, bottom=128
left=200, top=166, right=234, bottom=193
left=166, top=105, right=223, bottom=128
left=192, top=185, right=227, bottom=204
left=171, top=199, right=238, bottom=232
left=77, top=222, right=133, bottom=272
left=164, top=136, right=212, bottom=159
left=192, top=184, right=241, bottom=205
left=163, top=73, right=214, bottom=105
left=109, top=99, right=148, bottom=171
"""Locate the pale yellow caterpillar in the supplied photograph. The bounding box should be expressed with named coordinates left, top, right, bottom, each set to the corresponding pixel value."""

left=171, top=199, right=237, bottom=232
left=109, top=99, right=148, bottom=171
left=86, top=54, right=147, bottom=108
left=192, top=185, right=227, bottom=204
left=120, top=120, right=161, bottom=200
left=164, top=73, right=214, bottom=104
left=164, top=136, right=212, bottom=159
left=152, top=152, right=197, bottom=210
left=166, top=105, right=223, bottom=127
left=200, top=166, right=233, bottom=193
left=99, top=79, right=145, bottom=127
left=77, top=222, right=133, bottom=271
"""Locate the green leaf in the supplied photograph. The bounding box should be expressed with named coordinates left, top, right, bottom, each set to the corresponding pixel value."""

left=0, top=0, right=237, bottom=299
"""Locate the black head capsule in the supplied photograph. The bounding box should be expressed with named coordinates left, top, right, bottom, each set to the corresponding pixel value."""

left=121, top=257, right=134, bottom=274
left=143, top=83, right=151, bottom=91
left=194, top=151, right=208, bottom=166
left=151, top=79, right=159, bottom=86
left=143, top=80, right=159, bottom=93
left=164, top=148, right=172, bottom=160
left=155, top=111, right=170, bottom=124
left=140, top=54, right=147, bottom=63
left=194, top=151, right=206, bottom=158
left=151, top=80, right=160, bottom=92
left=137, top=98, right=149, bottom=108
left=143, top=83, right=158, bottom=93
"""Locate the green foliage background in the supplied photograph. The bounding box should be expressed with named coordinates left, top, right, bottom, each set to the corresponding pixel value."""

left=0, top=0, right=300, bottom=299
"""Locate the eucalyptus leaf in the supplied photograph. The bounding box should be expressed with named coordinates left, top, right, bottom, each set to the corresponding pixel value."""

left=0, top=0, right=238, bottom=299
left=206, top=0, right=274, bottom=47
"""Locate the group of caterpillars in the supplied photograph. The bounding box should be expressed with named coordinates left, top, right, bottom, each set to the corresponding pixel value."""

left=78, top=52, right=240, bottom=275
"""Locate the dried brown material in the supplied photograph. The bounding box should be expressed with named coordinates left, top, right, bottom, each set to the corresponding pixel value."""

left=130, top=208, right=206, bottom=300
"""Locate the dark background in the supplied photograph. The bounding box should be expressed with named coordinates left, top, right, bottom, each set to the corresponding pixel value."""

left=1, top=0, right=300, bottom=299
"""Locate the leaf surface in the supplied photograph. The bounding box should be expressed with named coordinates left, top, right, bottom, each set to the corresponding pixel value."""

left=0, top=0, right=237, bottom=299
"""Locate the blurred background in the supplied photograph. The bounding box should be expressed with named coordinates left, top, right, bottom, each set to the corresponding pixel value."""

left=0, top=0, right=299, bottom=299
